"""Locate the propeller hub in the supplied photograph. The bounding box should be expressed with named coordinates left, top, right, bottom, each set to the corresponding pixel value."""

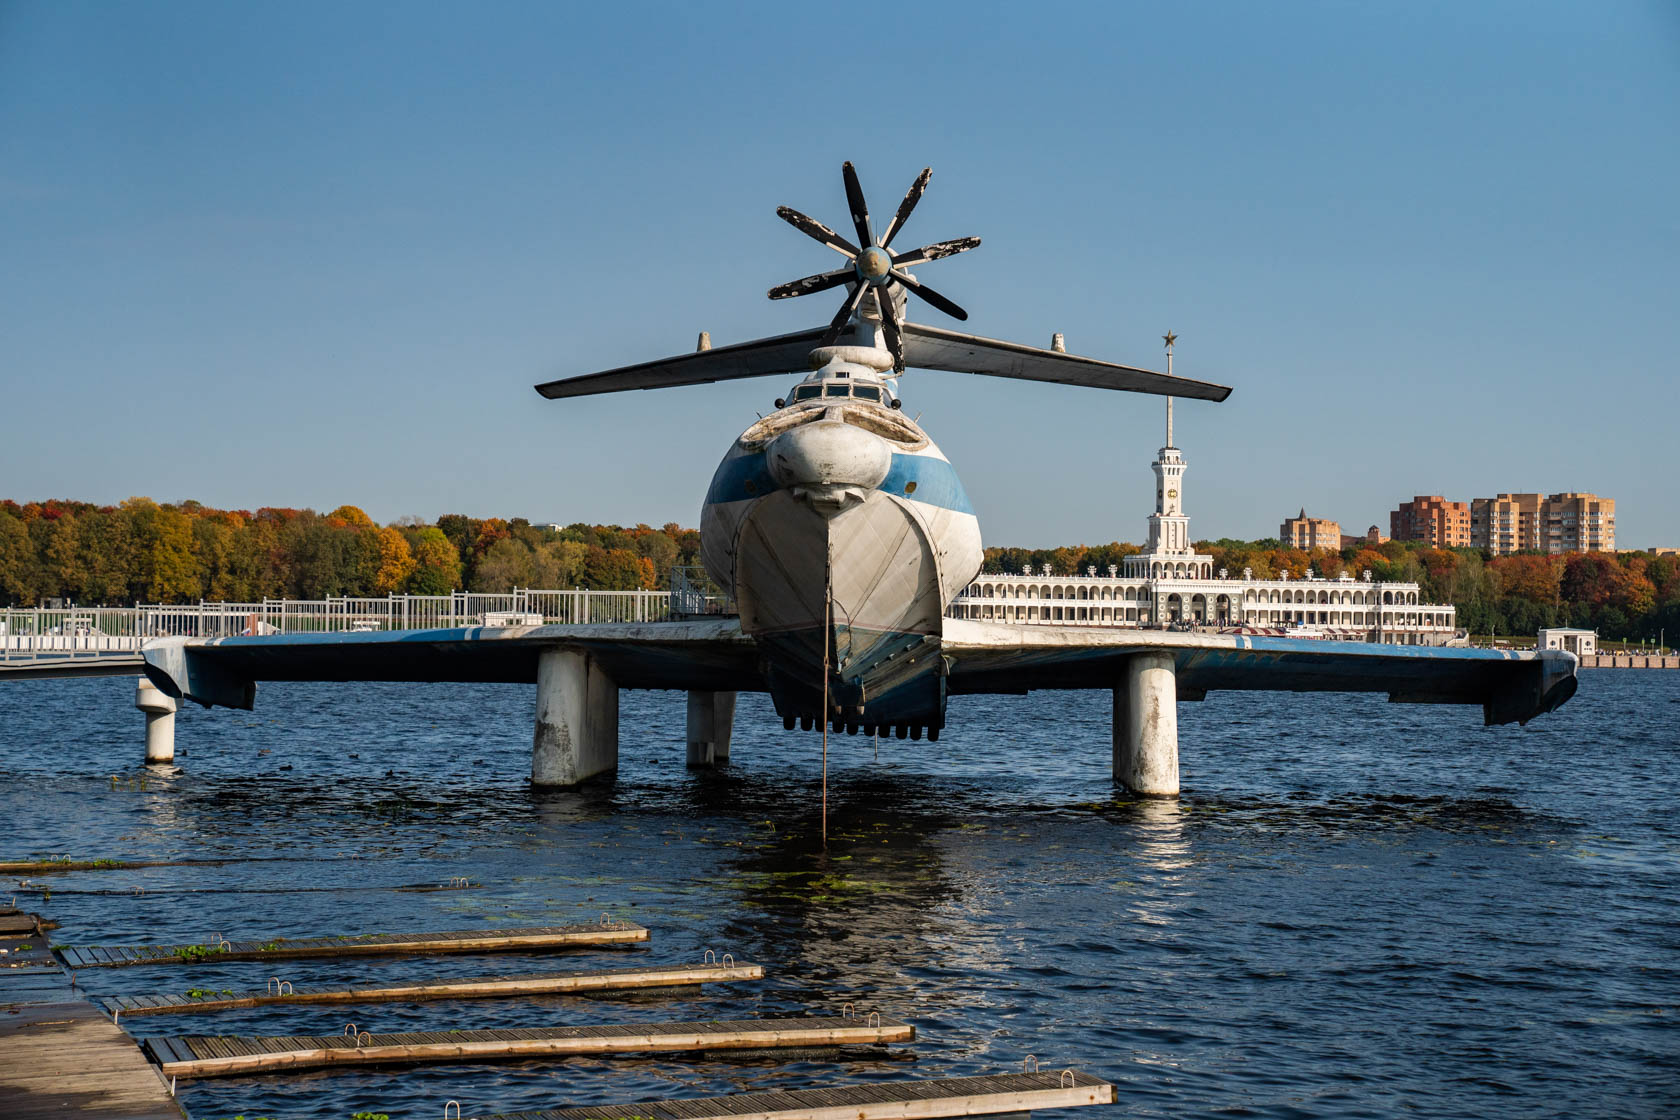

left=855, top=246, right=893, bottom=284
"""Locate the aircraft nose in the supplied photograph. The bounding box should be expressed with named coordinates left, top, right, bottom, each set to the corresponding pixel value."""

left=767, top=418, right=891, bottom=515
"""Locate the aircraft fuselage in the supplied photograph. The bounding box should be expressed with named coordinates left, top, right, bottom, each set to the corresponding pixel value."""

left=701, top=349, right=981, bottom=739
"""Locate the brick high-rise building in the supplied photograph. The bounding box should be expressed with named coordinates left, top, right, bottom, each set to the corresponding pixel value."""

left=1390, top=496, right=1471, bottom=548
left=1471, top=493, right=1544, bottom=554
left=1542, top=492, right=1615, bottom=553
left=1471, top=491, right=1615, bottom=554
left=1280, top=509, right=1342, bottom=551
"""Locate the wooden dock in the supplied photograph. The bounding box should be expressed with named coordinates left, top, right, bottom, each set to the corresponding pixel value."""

left=0, top=909, right=184, bottom=1120
left=482, top=1071, right=1116, bottom=1120
left=101, top=959, right=764, bottom=1017
left=145, top=1013, right=913, bottom=1079
left=57, top=918, right=647, bottom=969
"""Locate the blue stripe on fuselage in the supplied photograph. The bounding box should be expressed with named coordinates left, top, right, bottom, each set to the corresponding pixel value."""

left=705, top=453, right=778, bottom=506
left=704, top=451, right=973, bottom=515
left=878, top=453, right=973, bottom=515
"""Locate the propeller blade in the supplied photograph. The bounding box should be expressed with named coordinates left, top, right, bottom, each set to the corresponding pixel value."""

left=878, top=295, right=905, bottom=373
left=892, top=236, right=981, bottom=269
left=819, top=283, right=869, bottom=347
left=891, top=269, right=968, bottom=321
left=777, top=206, right=859, bottom=258
left=841, top=161, right=874, bottom=249
left=879, top=167, right=931, bottom=249
left=768, top=268, right=854, bottom=301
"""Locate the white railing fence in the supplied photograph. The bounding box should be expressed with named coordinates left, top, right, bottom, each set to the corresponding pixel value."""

left=0, top=588, right=674, bottom=663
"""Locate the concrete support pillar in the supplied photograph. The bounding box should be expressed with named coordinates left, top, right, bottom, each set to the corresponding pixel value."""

left=532, top=648, right=619, bottom=787
left=1112, top=652, right=1179, bottom=796
left=135, top=677, right=177, bottom=765
left=685, top=690, right=736, bottom=768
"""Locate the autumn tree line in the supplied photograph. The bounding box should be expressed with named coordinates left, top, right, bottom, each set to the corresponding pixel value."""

left=0, top=499, right=699, bottom=605
left=983, top=537, right=1680, bottom=641
left=5, top=498, right=1674, bottom=641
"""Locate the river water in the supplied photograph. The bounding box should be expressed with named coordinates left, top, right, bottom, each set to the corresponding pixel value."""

left=1, top=670, right=1675, bottom=1119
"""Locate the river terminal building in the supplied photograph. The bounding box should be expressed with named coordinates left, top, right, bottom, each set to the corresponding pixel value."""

left=950, top=397, right=1459, bottom=644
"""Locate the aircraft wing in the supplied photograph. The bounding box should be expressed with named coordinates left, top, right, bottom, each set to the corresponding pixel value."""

left=141, top=621, right=764, bottom=709
left=900, top=322, right=1233, bottom=401
left=940, top=620, right=1577, bottom=726
left=0, top=655, right=147, bottom=681
left=535, top=329, right=827, bottom=398
left=139, top=617, right=1579, bottom=728
left=536, top=323, right=1232, bottom=402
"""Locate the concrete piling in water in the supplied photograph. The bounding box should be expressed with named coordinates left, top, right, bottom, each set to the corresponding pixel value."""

left=134, top=677, right=177, bottom=765
left=532, top=648, right=619, bottom=787
left=685, top=690, right=736, bottom=768
left=1112, top=652, right=1179, bottom=796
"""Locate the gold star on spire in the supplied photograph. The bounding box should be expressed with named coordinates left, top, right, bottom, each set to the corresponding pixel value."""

left=1163, top=330, right=1178, bottom=350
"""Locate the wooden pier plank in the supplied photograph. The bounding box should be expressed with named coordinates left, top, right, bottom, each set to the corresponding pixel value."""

left=0, top=1000, right=185, bottom=1120
left=148, top=1014, right=913, bottom=1079
left=96, top=960, right=764, bottom=1016
left=483, top=1073, right=1115, bottom=1120
left=56, top=920, right=649, bottom=968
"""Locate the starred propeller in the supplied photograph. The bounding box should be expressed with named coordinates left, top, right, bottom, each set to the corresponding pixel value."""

left=769, top=162, right=980, bottom=372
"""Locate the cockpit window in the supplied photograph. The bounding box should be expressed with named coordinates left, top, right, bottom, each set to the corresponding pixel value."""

left=853, top=385, right=881, bottom=401
left=824, top=383, right=849, bottom=397
left=792, top=385, right=821, bottom=401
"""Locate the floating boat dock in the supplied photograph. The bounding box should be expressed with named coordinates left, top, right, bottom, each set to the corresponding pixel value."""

left=481, top=1071, right=1116, bottom=1120
left=58, top=919, right=647, bottom=968
left=0, top=908, right=183, bottom=1120
left=102, top=958, right=763, bottom=1017
left=145, top=1013, right=913, bottom=1079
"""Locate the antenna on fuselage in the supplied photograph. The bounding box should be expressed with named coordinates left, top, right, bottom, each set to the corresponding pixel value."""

left=821, top=542, right=832, bottom=849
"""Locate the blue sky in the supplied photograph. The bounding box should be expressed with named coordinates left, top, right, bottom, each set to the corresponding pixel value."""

left=3, top=1, right=1676, bottom=546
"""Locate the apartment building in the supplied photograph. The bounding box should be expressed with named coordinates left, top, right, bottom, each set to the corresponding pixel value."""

left=1471, top=493, right=1544, bottom=554
left=1280, top=510, right=1342, bottom=551
left=1471, top=492, right=1615, bottom=554
left=1390, top=496, right=1471, bottom=548
left=1542, top=492, right=1615, bottom=553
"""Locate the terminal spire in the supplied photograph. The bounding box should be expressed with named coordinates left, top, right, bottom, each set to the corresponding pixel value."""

left=1162, top=330, right=1177, bottom=448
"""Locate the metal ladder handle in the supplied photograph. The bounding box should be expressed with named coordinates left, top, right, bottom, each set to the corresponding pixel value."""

left=1023, top=1054, right=1038, bottom=1073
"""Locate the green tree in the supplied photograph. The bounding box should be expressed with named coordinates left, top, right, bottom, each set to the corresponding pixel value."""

left=0, top=511, right=38, bottom=605
left=405, top=527, right=462, bottom=594
left=192, top=515, right=244, bottom=601
left=369, top=526, right=416, bottom=595
left=533, top=539, right=587, bottom=587
left=284, top=516, right=352, bottom=598
left=31, top=512, right=85, bottom=601
left=472, top=537, right=536, bottom=592
left=125, top=498, right=202, bottom=602
left=583, top=545, right=655, bottom=589
left=77, top=507, right=136, bottom=604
